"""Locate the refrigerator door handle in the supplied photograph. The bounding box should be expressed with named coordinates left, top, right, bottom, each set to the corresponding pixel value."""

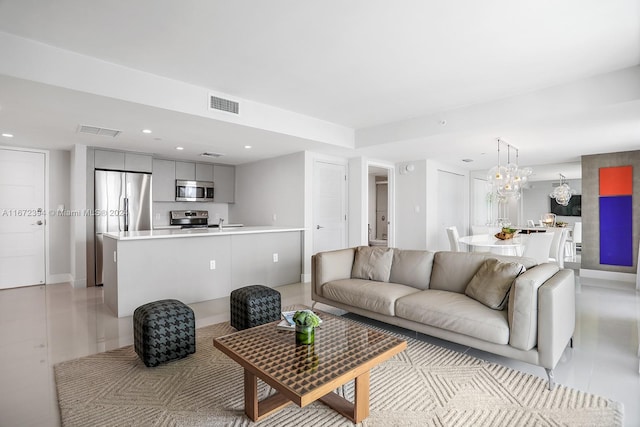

left=123, top=197, right=129, bottom=232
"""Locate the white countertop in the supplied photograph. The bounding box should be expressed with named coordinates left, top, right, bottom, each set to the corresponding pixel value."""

left=103, top=226, right=305, bottom=241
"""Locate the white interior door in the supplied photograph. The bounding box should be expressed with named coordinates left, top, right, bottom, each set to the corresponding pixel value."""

left=0, top=149, right=46, bottom=288
left=313, top=160, right=347, bottom=253
left=437, top=170, right=465, bottom=251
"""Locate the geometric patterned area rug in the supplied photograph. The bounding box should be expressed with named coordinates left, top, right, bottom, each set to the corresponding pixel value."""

left=54, top=320, right=624, bottom=427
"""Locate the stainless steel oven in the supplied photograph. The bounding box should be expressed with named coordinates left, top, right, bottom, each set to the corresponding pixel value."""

left=175, top=180, right=214, bottom=202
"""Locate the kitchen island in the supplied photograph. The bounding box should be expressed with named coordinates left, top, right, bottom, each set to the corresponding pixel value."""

left=102, top=226, right=304, bottom=317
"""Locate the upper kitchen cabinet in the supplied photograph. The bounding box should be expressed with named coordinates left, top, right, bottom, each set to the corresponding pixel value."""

left=175, top=161, right=196, bottom=180
left=214, top=164, right=235, bottom=203
left=195, top=163, right=214, bottom=181
left=152, top=159, right=176, bottom=201
left=124, top=153, right=152, bottom=173
left=95, top=149, right=152, bottom=172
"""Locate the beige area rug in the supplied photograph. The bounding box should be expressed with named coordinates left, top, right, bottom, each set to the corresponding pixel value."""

left=54, top=320, right=623, bottom=426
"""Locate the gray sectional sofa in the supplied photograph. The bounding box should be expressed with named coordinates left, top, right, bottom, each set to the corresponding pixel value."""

left=311, top=246, right=575, bottom=389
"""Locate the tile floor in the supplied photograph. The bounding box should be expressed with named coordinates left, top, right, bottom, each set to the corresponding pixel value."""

left=1, top=274, right=639, bottom=426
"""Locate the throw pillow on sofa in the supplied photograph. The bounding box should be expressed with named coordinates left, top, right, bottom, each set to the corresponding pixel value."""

left=351, top=246, right=394, bottom=282
left=465, top=258, right=525, bottom=310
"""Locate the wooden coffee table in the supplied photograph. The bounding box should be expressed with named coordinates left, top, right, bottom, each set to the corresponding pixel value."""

left=214, top=310, right=407, bottom=423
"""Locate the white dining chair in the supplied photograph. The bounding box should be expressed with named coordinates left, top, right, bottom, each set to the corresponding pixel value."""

left=446, top=226, right=461, bottom=252
left=522, top=232, right=555, bottom=265
left=548, top=228, right=569, bottom=268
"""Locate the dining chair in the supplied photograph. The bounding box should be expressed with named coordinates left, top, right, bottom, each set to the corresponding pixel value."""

left=548, top=228, right=569, bottom=268
left=446, top=226, right=461, bottom=252
left=522, top=232, right=555, bottom=265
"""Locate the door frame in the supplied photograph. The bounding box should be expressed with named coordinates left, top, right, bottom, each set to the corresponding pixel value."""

left=366, top=160, right=395, bottom=248
left=0, top=145, right=50, bottom=285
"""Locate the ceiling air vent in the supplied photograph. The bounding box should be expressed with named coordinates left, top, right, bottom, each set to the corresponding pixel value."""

left=200, top=152, right=224, bottom=158
left=209, top=94, right=239, bottom=114
left=77, top=125, right=121, bottom=138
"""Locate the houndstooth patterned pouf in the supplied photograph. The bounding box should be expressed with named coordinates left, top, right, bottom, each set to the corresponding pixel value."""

left=133, top=299, right=196, bottom=367
left=230, top=285, right=281, bottom=330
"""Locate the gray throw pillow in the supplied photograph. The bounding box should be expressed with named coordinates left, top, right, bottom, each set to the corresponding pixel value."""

left=465, top=258, right=525, bottom=310
left=351, top=246, right=394, bottom=282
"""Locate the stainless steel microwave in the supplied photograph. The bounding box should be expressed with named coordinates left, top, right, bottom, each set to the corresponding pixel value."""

left=175, top=180, right=214, bottom=202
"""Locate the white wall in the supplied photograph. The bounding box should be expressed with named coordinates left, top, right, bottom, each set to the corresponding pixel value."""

left=368, top=174, right=376, bottom=240
left=70, top=144, right=87, bottom=288
left=395, top=160, right=427, bottom=249
left=48, top=150, right=71, bottom=281
left=230, top=152, right=305, bottom=227
left=348, top=157, right=368, bottom=247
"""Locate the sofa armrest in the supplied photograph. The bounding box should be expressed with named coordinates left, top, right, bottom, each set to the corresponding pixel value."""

left=312, top=248, right=356, bottom=298
left=508, top=263, right=560, bottom=350
left=537, top=269, right=575, bottom=369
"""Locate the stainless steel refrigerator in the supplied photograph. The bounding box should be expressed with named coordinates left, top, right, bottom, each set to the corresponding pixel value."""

left=95, top=170, right=152, bottom=285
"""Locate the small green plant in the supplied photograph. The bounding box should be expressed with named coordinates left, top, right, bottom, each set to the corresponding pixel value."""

left=293, top=310, right=322, bottom=328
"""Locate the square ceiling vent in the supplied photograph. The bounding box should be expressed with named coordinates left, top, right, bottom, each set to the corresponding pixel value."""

left=77, top=125, right=122, bottom=138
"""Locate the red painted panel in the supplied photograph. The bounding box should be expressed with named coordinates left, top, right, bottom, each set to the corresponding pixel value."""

left=599, top=165, right=633, bottom=196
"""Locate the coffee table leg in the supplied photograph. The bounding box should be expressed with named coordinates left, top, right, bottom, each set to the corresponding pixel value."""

left=353, top=370, right=370, bottom=422
left=244, top=370, right=259, bottom=420
left=319, top=370, right=371, bottom=423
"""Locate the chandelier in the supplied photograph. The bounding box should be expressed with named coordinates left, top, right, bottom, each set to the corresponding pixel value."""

left=550, top=173, right=574, bottom=206
left=487, top=138, right=532, bottom=201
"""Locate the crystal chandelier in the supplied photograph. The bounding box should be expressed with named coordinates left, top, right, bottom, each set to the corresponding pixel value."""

left=487, top=138, right=532, bottom=201
left=550, top=173, right=574, bottom=206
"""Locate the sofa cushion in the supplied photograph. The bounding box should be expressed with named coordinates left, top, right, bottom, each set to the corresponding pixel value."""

left=351, top=246, right=394, bottom=282
left=395, top=289, right=510, bottom=345
left=389, top=249, right=435, bottom=290
left=430, top=252, right=491, bottom=293
left=465, top=259, right=526, bottom=310
left=322, top=279, right=419, bottom=316
left=429, top=252, right=538, bottom=294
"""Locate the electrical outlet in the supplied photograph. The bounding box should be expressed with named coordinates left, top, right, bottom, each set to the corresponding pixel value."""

left=272, top=213, right=277, bottom=222
left=209, top=260, right=216, bottom=270
left=273, top=253, right=279, bottom=263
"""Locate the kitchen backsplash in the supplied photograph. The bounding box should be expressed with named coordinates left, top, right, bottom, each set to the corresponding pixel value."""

left=153, top=202, right=230, bottom=227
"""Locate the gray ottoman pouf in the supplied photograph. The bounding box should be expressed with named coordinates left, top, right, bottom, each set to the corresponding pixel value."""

left=230, top=285, right=281, bottom=330
left=133, top=299, right=196, bottom=367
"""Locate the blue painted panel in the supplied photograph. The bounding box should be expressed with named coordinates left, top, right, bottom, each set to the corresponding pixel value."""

left=599, top=196, right=633, bottom=266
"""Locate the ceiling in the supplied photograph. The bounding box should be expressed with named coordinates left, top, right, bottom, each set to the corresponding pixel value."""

left=0, top=0, right=638, bottom=178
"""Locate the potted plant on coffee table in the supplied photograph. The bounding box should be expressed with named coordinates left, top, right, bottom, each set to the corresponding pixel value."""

left=293, top=309, right=322, bottom=345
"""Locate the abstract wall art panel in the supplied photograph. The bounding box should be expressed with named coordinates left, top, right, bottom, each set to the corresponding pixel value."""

left=599, top=165, right=632, bottom=196
left=599, top=165, right=633, bottom=266
left=599, top=196, right=633, bottom=266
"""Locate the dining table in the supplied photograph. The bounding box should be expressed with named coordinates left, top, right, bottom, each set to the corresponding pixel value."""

left=458, top=233, right=525, bottom=256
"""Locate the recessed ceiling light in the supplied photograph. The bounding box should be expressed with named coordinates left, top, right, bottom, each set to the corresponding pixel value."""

left=244, top=145, right=252, bottom=149
left=175, top=146, right=184, bottom=150
left=142, top=129, right=152, bottom=134
left=2, top=133, right=14, bottom=138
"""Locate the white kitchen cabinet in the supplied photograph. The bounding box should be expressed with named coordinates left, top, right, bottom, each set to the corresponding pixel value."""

left=95, top=150, right=124, bottom=170
left=124, top=153, right=152, bottom=172
left=213, top=164, right=235, bottom=203
left=152, top=159, right=176, bottom=201
left=95, top=149, right=152, bottom=172
left=195, top=163, right=214, bottom=181
left=175, top=161, right=196, bottom=180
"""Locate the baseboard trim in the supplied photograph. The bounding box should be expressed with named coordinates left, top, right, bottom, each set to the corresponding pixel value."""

left=47, top=273, right=72, bottom=284
left=579, top=269, right=637, bottom=284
